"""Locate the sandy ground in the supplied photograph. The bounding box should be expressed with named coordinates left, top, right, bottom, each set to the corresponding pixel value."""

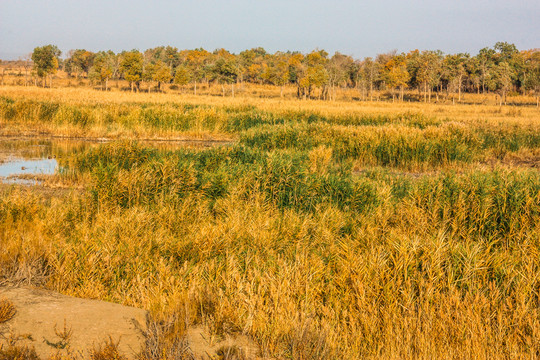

left=0, top=286, right=147, bottom=359
left=0, top=287, right=261, bottom=359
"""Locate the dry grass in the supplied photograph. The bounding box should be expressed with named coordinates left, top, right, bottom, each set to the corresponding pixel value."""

left=0, top=299, right=16, bottom=324
left=89, top=338, right=127, bottom=360
left=0, top=344, right=40, bottom=360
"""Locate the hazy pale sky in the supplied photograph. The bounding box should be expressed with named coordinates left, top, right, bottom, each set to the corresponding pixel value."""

left=1, top=0, right=538, bottom=59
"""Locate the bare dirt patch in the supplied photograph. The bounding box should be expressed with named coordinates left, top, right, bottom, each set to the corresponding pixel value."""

left=0, top=287, right=147, bottom=359
left=502, top=152, right=540, bottom=168
left=0, top=287, right=262, bottom=359
left=483, top=149, right=540, bottom=170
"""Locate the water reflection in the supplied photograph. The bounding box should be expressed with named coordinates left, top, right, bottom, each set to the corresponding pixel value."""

left=0, top=158, right=58, bottom=177
left=0, top=137, right=230, bottom=184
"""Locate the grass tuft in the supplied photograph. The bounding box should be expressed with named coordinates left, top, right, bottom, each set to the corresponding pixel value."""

left=0, top=298, right=16, bottom=324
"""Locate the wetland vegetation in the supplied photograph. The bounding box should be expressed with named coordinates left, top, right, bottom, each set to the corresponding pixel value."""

left=0, top=85, right=539, bottom=359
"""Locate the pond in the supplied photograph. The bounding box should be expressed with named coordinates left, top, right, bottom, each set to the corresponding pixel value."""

left=0, top=137, right=230, bottom=184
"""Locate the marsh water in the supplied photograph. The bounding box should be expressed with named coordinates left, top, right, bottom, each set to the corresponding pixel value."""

left=0, top=138, right=229, bottom=184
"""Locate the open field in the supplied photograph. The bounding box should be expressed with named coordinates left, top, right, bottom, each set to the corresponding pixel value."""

left=0, top=85, right=539, bottom=359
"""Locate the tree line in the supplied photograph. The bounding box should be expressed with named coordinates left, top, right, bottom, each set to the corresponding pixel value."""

left=29, top=43, right=540, bottom=104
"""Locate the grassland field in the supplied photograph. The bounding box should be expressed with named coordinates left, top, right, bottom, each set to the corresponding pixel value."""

left=0, top=85, right=539, bottom=359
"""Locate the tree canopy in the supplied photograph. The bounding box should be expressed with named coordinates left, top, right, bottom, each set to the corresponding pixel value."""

left=31, top=42, right=540, bottom=102
left=31, top=45, right=61, bottom=85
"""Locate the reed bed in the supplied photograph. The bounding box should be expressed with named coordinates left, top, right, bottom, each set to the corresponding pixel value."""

left=0, top=86, right=539, bottom=359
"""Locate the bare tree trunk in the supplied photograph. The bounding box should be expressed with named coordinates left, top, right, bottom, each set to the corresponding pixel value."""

left=231, top=83, right=234, bottom=97
left=458, top=75, right=462, bottom=102
left=194, top=82, right=197, bottom=95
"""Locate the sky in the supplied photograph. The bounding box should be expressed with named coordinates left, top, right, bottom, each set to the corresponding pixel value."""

left=1, top=0, right=539, bottom=60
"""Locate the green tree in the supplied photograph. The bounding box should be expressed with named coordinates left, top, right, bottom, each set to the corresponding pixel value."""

left=89, top=51, right=113, bottom=90
left=144, top=60, right=171, bottom=91
left=261, top=54, right=289, bottom=97
left=210, top=56, right=238, bottom=97
left=31, top=44, right=61, bottom=87
left=359, top=57, right=380, bottom=101
left=476, top=47, right=496, bottom=93
left=416, top=50, right=442, bottom=102
left=490, top=62, right=514, bottom=105
left=443, top=53, right=470, bottom=102
left=65, top=49, right=94, bottom=78
left=523, top=50, right=540, bottom=106
left=494, top=42, right=519, bottom=62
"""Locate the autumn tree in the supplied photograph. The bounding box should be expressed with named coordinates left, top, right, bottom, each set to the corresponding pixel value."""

left=174, top=65, right=192, bottom=92
left=326, top=52, right=354, bottom=101
left=19, top=43, right=540, bottom=103
left=307, top=64, right=329, bottom=100
left=120, top=50, right=143, bottom=92
left=261, top=53, right=289, bottom=97
left=32, top=45, right=61, bottom=87
left=239, top=48, right=267, bottom=84
left=296, top=50, right=329, bottom=99
left=144, top=59, right=171, bottom=91
left=383, top=54, right=409, bottom=101
left=185, top=48, right=211, bottom=94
